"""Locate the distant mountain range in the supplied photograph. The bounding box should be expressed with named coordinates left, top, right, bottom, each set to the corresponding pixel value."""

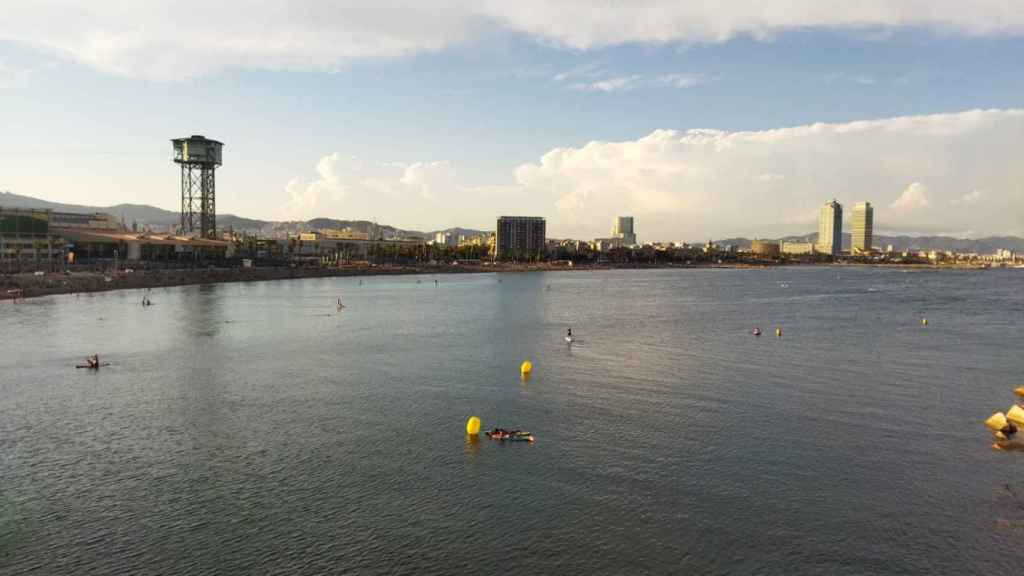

left=3, top=190, right=1021, bottom=252
left=0, top=191, right=487, bottom=239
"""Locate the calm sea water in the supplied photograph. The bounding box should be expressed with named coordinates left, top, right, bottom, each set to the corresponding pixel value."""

left=2, top=267, right=1024, bottom=575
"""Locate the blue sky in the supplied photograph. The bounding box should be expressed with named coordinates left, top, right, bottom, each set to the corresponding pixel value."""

left=1, top=2, right=1023, bottom=241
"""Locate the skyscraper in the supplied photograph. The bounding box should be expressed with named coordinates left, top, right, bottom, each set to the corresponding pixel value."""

left=612, top=216, right=637, bottom=245
left=495, top=216, right=546, bottom=260
left=818, top=200, right=843, bottom=256
left=852, top=202, right=873, bottom=254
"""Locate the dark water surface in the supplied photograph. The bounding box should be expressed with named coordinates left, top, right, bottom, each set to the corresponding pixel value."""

left=2, top=267, right=1024, bottom=575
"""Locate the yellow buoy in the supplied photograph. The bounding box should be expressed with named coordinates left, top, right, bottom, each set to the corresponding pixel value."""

left=520, top=360, right=533, bottom=375
left=775, top=328, right=782, bottom=337
left=921, top=318, right=928, bottom=326
left=466, top=416, right=481, bottom=435
left=986, top=412, right=1008, bottom=433
left=1007, top=405, right=1024, bottom=428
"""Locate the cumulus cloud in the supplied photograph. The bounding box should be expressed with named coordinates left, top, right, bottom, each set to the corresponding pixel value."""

left=3, top=1, right=1024, bottom=79
left=890, top=182, right=930, bottom=211
left=283, top=155, right=460, bottom=222
left=485, top=1, right=1024, bottom=49
left=286, top=109, right=1024, bottom=240
left=514, top=109, right=1024, bottom=239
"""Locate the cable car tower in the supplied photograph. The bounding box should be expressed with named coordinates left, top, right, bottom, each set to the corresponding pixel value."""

left=172, top=135, right=223, bottom=238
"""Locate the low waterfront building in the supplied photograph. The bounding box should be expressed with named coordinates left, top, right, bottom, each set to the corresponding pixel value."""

left=0, top=207, right=64, bottom=266
left=782, top=241, right=816, bottom=255
left=319, top=228, right=370, bottom=240
left=61, top=228, right=232, bottom=261
left=433, top=231, right=457, bottom=247
left=751, top=239, right=781, bottom=257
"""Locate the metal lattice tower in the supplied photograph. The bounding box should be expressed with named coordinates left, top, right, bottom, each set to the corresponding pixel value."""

left=172, top=135, right=223, bottom=238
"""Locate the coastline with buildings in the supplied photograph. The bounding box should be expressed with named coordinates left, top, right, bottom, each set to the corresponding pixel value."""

left=4, top=147, right=1022, bottom=301
left=3, top=202, right=1021, bottom=301
left=0, top=251, right=1005, bottom=302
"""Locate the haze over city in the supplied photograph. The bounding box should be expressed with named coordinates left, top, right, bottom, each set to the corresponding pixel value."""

left=2, top=1, right=1023, bottom=242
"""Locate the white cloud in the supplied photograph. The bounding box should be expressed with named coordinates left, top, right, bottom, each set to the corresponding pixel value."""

left=890, top=182, right=930, bottom=211
left=511, top=108, right=1024, bottom=240
left=3, top=2, right=1024, bottom=79
left=657, top=73, right=709, bottom=88
left=485, top=1, right=1024, bottom=49
left=283, top=155, right=459, bottom=223
left=570, top=75, right=643, bottom=92
left=556, top=69, right=710, bottom=92
left=951, top=189, right=984, bottom=206
left=285, top=109, right=1024, bottom=240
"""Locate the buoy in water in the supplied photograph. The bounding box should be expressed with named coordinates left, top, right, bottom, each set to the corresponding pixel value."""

left=921, top=318, right=928, bottom=326
left=986, top=412, right=1009, bottom=433
left=520, top=360, right=533, bottom=375
left=775, top=328, right=783, bottom=337
left=752, top=328, right=761, bottom=337
left=466, top=416, right=481, bottom=435
left=1007, top=405, right=1024, bottom=428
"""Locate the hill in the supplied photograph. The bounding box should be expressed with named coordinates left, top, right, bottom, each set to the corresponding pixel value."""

left=0, top=190, right=487, bottom=238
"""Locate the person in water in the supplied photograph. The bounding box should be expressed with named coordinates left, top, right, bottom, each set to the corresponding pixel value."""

left=87, top=354, right=99, bottom=369
left=567, top=328, right=572, bottom=338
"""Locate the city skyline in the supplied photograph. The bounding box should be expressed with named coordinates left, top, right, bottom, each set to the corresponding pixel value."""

left=2, top=3, right=1023, bottom=242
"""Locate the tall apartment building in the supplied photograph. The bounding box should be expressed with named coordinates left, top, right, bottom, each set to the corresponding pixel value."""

left=612, top=216, right=637, bottom=245
left=852, top=202, right=873, bottom=253
left=817, top=200, right=843, bottom=256
left=495, top=216, right=546, bottom=260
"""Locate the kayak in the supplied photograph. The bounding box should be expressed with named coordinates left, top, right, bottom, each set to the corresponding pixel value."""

left=76, top=363, right=110, bottom=369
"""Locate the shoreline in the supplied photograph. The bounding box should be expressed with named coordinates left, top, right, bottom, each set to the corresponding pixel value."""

left=0, top=260, right=993, bottom=301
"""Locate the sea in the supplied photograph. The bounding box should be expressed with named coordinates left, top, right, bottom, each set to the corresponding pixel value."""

left=1, top=267, right=1023, bottom=575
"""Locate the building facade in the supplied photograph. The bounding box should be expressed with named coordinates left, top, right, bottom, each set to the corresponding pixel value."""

left=612, top=216, right=637, bottom=245
left=495, top=216, right=546, bottom=260
left=0, top=208, right=63, bottom=265
left=782, top=241, right=816, bottom=255
left=433, top=231, right=456, bottom=247
left=751, top=239, right=781, bottom=257
left=852, top=201, right=873, bottom=253
left=817, top=200, right=843, bottom=256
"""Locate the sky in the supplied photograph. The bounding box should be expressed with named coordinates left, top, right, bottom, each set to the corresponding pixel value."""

left=1, top=1, right=1023, bottom=242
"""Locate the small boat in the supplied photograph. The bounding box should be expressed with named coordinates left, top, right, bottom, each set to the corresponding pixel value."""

left=76, top=363, right=110, bottom=370
left=485, top=430, right=535, bottom=442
